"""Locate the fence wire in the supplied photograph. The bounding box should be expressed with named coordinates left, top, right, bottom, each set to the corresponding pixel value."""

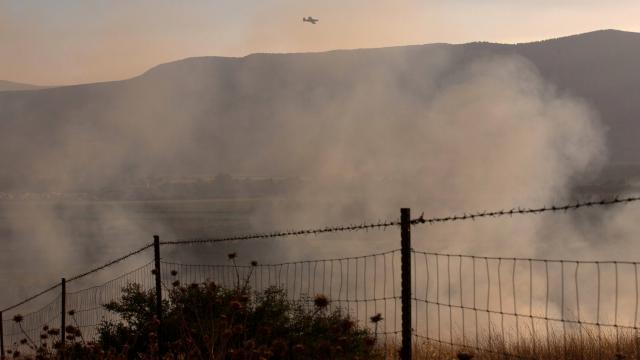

left=65, top=261, right=155, bottom=340
left=5, top=249, right=640, bottom=358
left=161, top=250, right=403, bottom=347
left=412, top=195, right=640, bottom=225
left=411, top=250, right=640, bottom=358
left=1, top=195, right=640, bottom=358
left=1, top=264, right=154, bottom=354
left=1, top=294, right=61, bottom=352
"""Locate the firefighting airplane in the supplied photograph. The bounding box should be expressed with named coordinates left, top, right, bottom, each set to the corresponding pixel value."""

left=303, top=16, right=318, bottom=24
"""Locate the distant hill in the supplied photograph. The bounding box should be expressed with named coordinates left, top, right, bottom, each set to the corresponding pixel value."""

left=0, top=29, right=639, bottom=192
left=0, top=80, right=47, bottom=92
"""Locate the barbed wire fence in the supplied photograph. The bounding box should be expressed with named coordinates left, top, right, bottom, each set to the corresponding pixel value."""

left=0, top=195, right=639, bottom=359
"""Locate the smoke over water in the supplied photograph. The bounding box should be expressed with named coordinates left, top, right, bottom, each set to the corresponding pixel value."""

left=1, top=47, right=633, bottom=317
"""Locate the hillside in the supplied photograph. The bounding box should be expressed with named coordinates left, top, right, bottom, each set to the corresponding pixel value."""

left=0, top=29, right=639, bottom=193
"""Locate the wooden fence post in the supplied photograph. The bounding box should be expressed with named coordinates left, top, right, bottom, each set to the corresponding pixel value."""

left=400, top=208, right=412, bottom=360
left=153, top=235, right=163, bottom=355
left=60, top=278, right=66, bottom=357
left=1, top=310, right=4, bottom=359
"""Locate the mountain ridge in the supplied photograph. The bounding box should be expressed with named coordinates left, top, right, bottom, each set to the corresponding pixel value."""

left=0, top=80, right=48, bottom=92
left=0, top=29, right=639, bottom=192
left=8, top=29, right=636, bottom=92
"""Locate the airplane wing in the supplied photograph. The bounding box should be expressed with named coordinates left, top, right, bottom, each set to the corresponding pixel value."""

left=303, top=17, right=318, bottom=24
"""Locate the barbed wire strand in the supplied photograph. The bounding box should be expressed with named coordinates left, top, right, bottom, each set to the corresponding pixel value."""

left=3, top=195, right=638, bottom=322
left=1, top=243, right=153, bottom=313
left=66, top=243, right=153, bottom=283
left=161, top=220, right=401, bottom=246
left=412, top=195, right=640, bottom=225
left=1, top=283, right=60, bottom=313
left=161, top=195, right=640, bottom=246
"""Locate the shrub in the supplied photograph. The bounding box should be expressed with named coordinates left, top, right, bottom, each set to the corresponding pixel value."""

left=9, top=255, right=382, bottom=359
left=92, top=280, right=380, bottom=359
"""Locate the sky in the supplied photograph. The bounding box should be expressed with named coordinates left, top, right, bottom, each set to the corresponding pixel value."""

left=1, top=0, right=640, bottom=86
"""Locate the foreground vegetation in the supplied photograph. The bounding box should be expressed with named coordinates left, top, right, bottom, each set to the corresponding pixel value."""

left=7, top=255, right=640, bottom=359
left=415, top=335, right=640, bottom=359
left=7, top=256, right=382, bottom=359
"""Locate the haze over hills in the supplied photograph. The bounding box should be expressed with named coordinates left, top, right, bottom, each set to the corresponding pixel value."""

left=0, top=29, right=638, bottom=196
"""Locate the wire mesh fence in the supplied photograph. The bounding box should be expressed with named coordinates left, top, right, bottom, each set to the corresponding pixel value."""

left=1, top=196, right=640, bottom=359
left=411, top=251, right=640, bottom=358
left=1, top=289, right=61, bottom=352
left=65, top=261, right=155, bottom=340
left=161, top=250, right=404, bottom=344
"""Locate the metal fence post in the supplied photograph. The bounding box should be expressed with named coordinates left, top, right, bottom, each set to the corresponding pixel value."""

left=153, top=235, right=163, bottom=355
left=1, top=310, right=4, bottom=359
left=60, top=277, right=66, bottom=355
left=400, top=208, right=412, bottom=360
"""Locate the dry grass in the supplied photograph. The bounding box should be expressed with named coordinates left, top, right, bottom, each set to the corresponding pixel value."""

left=381, top=330, right=640, bottom=359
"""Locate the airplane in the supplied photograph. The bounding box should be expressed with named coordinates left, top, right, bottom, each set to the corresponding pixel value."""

left=303, top=16, right=318, bottom=24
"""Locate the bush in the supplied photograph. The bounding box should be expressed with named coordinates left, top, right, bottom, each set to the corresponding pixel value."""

left=92, top=279, right=380, bottom=359
left=11, top=256, right=382, bottom=359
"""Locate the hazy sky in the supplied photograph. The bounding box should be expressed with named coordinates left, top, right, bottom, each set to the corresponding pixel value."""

left=1, top=0, right=639, bottom=85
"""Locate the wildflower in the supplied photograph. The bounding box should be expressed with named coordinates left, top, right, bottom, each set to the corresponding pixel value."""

left=170, top=270, right=178, bottom=276
left=42, top=325, right=49, bottom=332
left=228, top=252, right=237, bottom=260
left=232, top=324, right=244, bottom=334
left=172, top=280, right=180, bottom=287
left=271, top=338, right=288, bottom=356
left=151, top=269, right=157, bottom=275
left=258, top=325, right=272, bottom=337
left=317, top=340, right=331, bottom=354
left=293, top=344, right=305, bottom=354
left=67, top=309, right=75, bottom=316
left=341, top=319, right=354, bottom=332
left=251, top=260, right=258, bottom=266
left=47, top=328, right=60, bottom=336
left=259, top=347, right=273, bottom=358
left=313, top=294, right=329, bottom=309
left=370, top=313, right=383, bottom=323
left=457, top=352, right=473, bottom=360
left=40, top=334, right=48, bottom=340
left=20, top=339, right=28, bottom=345
left=230, top=300, right=242, bottom=310
left=12, top=314, right=23, bottom=323
left=229, top=348, right=247, bottom=360
left=365, top=337, right=376, bottom=347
